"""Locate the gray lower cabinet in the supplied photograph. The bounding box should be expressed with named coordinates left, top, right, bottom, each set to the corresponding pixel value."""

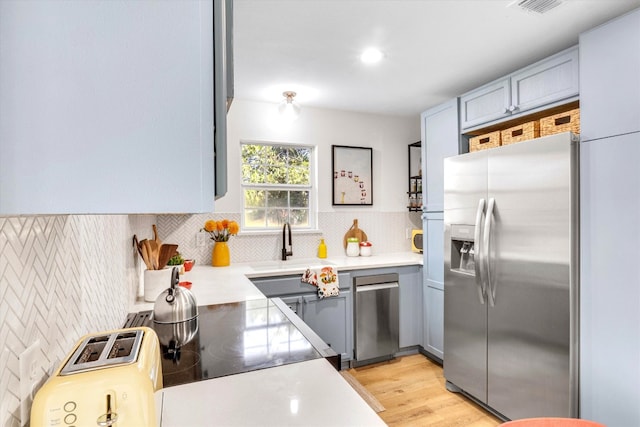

left=251, top=272, right=353, bottom=362
left=423, top=212, right=444, bottom=360
left=302, top=292, right=352, bottom=361
left=579, top=7, right=640, bottom=142
left=460, top=45, right=579, bottom=131
left=398, top=265, right=423, bottom=348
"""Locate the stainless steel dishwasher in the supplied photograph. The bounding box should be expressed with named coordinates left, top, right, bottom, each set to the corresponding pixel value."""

left=353, top=273, right=399, bottom=366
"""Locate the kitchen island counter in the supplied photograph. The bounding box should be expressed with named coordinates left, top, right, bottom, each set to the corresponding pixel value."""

left=158, top=357, right=386, bottom=427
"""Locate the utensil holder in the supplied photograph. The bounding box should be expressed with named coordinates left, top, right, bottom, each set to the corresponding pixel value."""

left=144, top=268, right=174, bottom=302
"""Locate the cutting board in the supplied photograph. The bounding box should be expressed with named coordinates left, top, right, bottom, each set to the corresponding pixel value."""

left=343, top=219, right=368, bottom=248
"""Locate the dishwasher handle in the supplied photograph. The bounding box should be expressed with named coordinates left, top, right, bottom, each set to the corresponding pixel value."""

left=356, top=282, right=399, bottom=292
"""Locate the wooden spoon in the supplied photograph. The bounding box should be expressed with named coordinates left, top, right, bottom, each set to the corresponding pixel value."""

left=144, top=239, right=158, bottom=269
left=157, top=244, right=179, bottom=270
left=139, top=239, right=153, bottom=270
left=153, top=224, right=161, bottom=245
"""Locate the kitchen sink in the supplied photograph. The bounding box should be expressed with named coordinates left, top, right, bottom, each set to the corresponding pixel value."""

left=249, top=259, right=335, bottom=272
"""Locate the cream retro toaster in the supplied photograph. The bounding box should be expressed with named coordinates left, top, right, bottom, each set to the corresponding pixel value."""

left=31, top=327, right=162, bottom=427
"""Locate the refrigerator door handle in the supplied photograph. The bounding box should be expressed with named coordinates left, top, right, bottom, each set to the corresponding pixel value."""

left=484, top=198, right=496, bottom=307
left=474, top=198, right=486, bottom=304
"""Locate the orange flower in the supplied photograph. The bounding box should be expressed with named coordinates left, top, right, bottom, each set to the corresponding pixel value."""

left=201, top=218, right=239, bottom=242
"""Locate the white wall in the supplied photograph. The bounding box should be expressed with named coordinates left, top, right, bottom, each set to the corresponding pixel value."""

left=216, top=99, right=420, bottom=213
left=156, top=100, right=423, bottom=264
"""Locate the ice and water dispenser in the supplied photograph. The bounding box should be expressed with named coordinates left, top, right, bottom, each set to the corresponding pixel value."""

left=450, top=224, right=476, bottom=275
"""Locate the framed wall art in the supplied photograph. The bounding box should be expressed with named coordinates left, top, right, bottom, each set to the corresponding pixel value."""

left=332, top=145, right=373, bottom=206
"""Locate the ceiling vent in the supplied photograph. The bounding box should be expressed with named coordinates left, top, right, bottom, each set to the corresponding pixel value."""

left=515, top=0, right=564, bottom=14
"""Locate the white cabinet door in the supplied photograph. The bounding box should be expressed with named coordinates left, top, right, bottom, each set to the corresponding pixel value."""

left=580, top=8, right=640, bottom=142
left=421, top=98, right=460, bottom=212
left=580, top=132, right=640, bottom=426
left=459, top=78, right=511, bottom=130
left=0, top=1, right=215, bottom=214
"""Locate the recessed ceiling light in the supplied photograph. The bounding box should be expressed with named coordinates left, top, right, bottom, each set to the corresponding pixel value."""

left=360, top=47, right=384, bottom=65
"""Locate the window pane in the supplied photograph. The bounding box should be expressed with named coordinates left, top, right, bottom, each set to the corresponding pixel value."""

left=242, top=145, right=267, bottom=184
left=266, top=209, right=289, bottom=227
left=267, top=190, right=288, bottom=207
left=244, top=190, right=265, bottom=208
left=289, top=166, right=309, bottom=185
left=290, top=191, right=308, bottom=207
left=288, top=147, right=310, bottom=168
left=290, top=209, right=309, bottom=227
left=265, top=166, right=287, bottom=184
left=244, top=209, right=266, bottom=228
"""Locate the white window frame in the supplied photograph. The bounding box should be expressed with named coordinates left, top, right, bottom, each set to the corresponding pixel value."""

left=240, top=140, right=317, bottom=232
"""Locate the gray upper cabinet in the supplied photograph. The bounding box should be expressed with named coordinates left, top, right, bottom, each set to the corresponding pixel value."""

left=579, top=8, right=640, bottom=142
left=421, top=99, right=460, bottom=212
left=0, top=1, right=218, bottom=215
left=459, top=78, right=511, bottom=131
left=460, top=46, right=579, bottom=131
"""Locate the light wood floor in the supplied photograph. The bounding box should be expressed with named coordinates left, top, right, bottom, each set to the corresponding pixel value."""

left=347, top=354, right=503, bottom=427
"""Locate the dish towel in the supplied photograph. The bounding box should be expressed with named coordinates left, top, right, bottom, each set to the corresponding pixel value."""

left=302, top=266, right=340, bottom=299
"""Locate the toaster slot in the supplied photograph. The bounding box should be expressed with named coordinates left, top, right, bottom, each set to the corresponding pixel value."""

left=75, top=335, right=110, bottom=364
left=60, top=329, right=145, bottom=375
left=108, top=332, right=138, bottom=359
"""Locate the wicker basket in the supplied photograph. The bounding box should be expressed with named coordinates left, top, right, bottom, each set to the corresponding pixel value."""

left=501, top=121, right=540, bottom=145
left=540, top=108, right=580, bottom=136
left=469, top=131, right=501, bottom=152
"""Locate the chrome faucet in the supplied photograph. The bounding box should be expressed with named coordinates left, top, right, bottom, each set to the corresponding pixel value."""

left=281, top=222, right=293, bottom=260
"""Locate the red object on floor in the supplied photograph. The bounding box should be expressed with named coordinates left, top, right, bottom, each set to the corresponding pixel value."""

left=501, top=418, right=606, bottom=427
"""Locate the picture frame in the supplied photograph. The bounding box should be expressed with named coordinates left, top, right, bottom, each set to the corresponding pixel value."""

left=332, top=145, right=373, bottom=206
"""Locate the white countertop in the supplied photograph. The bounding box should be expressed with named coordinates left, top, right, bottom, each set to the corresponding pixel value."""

left=159, top=358, right=386, bottom=427
left=139, top=252, right=421, bottom=427
left=132, top=251, right=422, bottom=311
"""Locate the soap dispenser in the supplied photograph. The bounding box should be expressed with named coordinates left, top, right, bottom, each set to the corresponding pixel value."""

left=317, top=238, right=327, bottom=259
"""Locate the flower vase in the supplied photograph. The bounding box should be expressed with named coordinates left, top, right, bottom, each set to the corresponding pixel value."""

left=211, top=241, right=230, bottom=267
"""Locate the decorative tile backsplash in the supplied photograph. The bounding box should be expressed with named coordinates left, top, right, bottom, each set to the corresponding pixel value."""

left=0, top=214, right=154, bottom=427
left=157, top=211, right=423, bottom=266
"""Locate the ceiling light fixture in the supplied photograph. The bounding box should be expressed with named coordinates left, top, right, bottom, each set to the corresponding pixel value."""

left=278, top=91, right=301, bottom=120
left=360, top=47, right=384, bottom=65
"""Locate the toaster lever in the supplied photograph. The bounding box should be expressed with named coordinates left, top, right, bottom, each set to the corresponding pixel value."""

left=97, top=394, right=118, bottom=426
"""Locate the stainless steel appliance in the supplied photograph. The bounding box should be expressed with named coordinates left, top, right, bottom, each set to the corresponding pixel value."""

left=443, top=132, right=579, bottom=420
left=354, top=273, right=399, bottom=366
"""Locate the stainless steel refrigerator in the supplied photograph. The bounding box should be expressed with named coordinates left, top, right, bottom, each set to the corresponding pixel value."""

left=443, top=132, right=579, bottom=420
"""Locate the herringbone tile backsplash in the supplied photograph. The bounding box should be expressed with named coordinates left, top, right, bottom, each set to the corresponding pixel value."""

left=157, top=211, right=423, bottom=265
left=0, top=214, right=154, bottom=427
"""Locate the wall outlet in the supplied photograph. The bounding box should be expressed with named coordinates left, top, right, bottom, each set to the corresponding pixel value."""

left=19, top=340, right=43, bottom=426
left=406, top=227, right=412, bottom=239
left=196, top=232, right=207, bottom=247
